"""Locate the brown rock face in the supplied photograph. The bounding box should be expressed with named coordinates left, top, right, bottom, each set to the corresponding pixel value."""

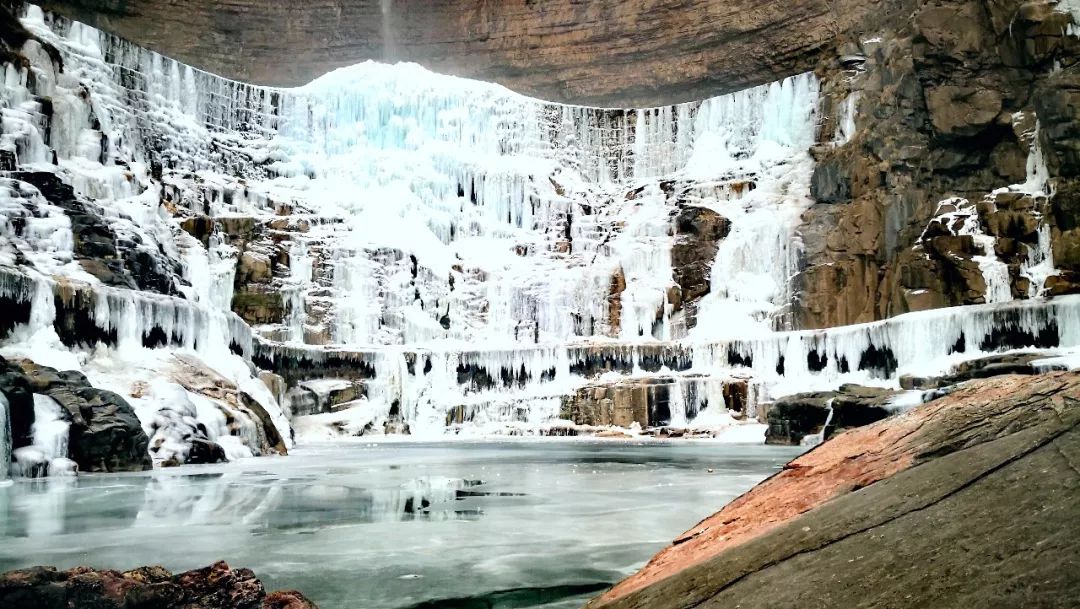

left=924, top=85, right=1003, bottom=136
left=40, top=0, right=913, bottom=106
left=590, top=371, right=1080, bottom=608
left=671, top=206, right=731, bottom=328
left=561, top=381, right=653, bottom=429
left=794, top=0, right=1080, bottom=329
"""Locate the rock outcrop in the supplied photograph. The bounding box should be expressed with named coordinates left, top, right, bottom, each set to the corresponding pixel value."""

left=38, top=0, right=916, bottom=106
left=900, top=351, right=1068, bottom=389
left=559, top=375, right=752, bottom=430
left=588, top=370, right=1080, bottom=609
left=168, top=354, right=289, bottom=457
left=763, top=383, right=899, bottom=445
left=0, top=561, right=318, bottom=609
left=7, top=171, right=183, bottom=297
left=0, top=356, right=152, bottom=473
left=670, top=206, right=731, bottom=330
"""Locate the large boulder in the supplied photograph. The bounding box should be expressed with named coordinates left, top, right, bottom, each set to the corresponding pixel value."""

left=3, top=358, right=152, bottom=473
left=0, top=561, right=319, bottom=609
left=764, top=384, right=898, bottom=445
left=169, top=354, right=288, bottom=457
left=763, top=391, right=832, bottom=445
left=924, top=86, right=1002, bottom=137
left=589, top=371, right=1080, bottom=609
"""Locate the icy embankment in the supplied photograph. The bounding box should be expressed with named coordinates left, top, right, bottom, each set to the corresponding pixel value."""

left=262, top=294, right=1080, bottom=440
left=0, top=6, right=292, bottom=477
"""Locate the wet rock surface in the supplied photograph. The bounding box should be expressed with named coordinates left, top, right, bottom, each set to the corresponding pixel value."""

left=764, top=383, right=898, bottom=445
left=590, top=370, right=1080, bottom=609
left=0, top=561, right=319, bottom=609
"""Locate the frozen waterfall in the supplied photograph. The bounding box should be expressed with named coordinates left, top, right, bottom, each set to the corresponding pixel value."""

left=0, top=3, right=1077, bottom=444
left=11, top=394, right=74, bottom=477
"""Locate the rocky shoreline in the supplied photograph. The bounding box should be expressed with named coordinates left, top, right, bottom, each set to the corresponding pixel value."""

left=0, top=561, right=318, bottom=609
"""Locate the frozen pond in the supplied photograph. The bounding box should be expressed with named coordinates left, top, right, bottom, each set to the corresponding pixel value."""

left=0, top=440, right=800, bottom=609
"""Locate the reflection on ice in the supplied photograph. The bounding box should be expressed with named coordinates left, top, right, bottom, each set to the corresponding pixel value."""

left=0, top=441, right=800, bottom=609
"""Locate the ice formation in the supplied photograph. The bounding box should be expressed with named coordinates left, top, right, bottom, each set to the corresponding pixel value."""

left=0, top=3, right=1077, bottom=458
left=10, top=394, right=74, bottom=477
left=1059, top=0, right=1080, bottom=37
left=0, top=392, right=10, bottom=481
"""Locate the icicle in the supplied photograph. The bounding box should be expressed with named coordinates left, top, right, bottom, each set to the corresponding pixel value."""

left=833, top=93, right=859, bottom=146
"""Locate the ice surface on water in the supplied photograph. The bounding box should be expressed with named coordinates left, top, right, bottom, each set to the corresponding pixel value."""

left=0, top=441, right=801, bottom=609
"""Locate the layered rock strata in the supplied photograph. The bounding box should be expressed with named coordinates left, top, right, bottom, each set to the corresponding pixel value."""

left=38, top=0, right=916, bottom=106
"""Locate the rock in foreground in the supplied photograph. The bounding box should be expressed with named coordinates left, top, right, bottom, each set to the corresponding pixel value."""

left=589, top=371, right=1080, bottom=609
left=0, top=561, right=317, bottom=609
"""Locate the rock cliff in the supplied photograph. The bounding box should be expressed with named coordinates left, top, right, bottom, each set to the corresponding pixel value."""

left=38, top=0, right=915, bottom=106
left=795, top=0, right=1080, bottom=328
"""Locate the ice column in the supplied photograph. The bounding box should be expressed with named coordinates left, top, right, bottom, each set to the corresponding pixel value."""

left=0, top=392, right=10, bottom=481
